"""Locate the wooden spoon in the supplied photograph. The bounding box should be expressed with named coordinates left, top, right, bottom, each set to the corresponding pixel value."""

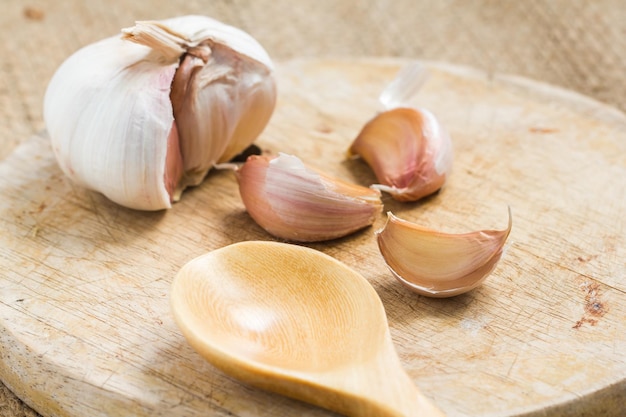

left=170, top=241, right=445, bottom=417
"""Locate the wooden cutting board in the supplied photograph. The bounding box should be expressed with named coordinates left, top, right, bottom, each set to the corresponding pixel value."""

left=1, top=59, right=625, bottom=417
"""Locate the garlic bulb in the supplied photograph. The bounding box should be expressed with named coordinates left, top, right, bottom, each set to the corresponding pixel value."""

left=348, top=62, right=452, bottom=202
left=376, top=209, right=512, bottom=297
left=235, top=153, right=383, bottom=242
left=44, top=15, right=276, bottom=210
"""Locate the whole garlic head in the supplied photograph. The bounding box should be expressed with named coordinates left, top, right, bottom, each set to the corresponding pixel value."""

left=44, top=15, right=277, bottom=210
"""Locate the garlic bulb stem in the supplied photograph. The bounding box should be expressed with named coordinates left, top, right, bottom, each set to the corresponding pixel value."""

left=121, top=21, right=187, bottom=62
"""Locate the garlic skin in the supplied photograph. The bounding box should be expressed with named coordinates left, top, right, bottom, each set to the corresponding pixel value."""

left=376, top=209, right=512, bottom=297
left=44, top=15, right=276, bottom=210
left=348, top=63, right=452, bottom=202
left=235, top=153, right=383, bottom=242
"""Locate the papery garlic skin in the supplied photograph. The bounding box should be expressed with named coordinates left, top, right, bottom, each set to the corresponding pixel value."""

left=349, top=107, right=453, bottom=202
left=236, top=153, right=383, bottom=242
left=376, top=209, right=512, bottom=297
left=44, top=35, right=178, bottom=210
left=44, top=15, right=276, bottom=210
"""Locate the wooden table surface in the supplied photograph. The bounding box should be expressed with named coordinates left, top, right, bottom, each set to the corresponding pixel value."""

left=1, top=2, right=625, bottom=417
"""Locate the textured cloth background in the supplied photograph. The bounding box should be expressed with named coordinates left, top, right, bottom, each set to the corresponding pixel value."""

left=1, top=0, right=625, bottom=416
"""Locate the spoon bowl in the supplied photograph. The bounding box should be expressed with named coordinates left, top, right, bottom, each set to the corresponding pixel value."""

left=170, top=241, right=444, bottom=417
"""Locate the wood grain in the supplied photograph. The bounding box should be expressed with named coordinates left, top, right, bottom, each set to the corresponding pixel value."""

left=1, top=59, right=625, bottom=417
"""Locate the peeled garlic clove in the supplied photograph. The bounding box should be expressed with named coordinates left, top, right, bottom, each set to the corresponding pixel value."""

left=349, top=107, right=453, bottom=202
left=44, top=15, right=276, bottom=210
left=348, top=62, right=452, bottom=202
left=376, top=209, right=512, bottom=297
left=235, top=153, right=383, bottom=242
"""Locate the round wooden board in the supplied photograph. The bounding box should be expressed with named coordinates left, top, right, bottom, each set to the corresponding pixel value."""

left=1, top=59, right=625, bottom=417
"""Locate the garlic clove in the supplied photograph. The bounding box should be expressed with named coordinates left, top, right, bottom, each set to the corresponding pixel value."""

left=44, top=15, right=276, bottom=211
left=348, top=62, right=453, bottom=202
left=149, top=17, right=277, bottom=190
left=122, top=16, right=278, bottom=198
left=376, top=208, right=512, bottom=297
left=44, top=34, right=179, bottom=210
left=235, top=153, right=383, bottom=242
left=348, top=107, right=453, bottom=202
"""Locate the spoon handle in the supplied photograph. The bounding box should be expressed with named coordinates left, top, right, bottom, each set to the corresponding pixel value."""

left=375, top=367, right=445, bottom=417
left=322, top=339, right=445, bottom=417
left=351, top=362, right=445, bottom=417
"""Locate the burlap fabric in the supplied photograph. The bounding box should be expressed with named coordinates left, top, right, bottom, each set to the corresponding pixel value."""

left=1, top=1, right=625, bottom=416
